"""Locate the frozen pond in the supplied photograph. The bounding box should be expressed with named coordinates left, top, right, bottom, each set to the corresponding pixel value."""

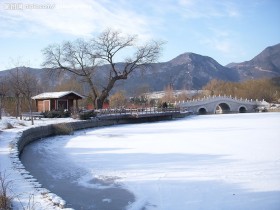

left=21, top=113, right=280, bottom=210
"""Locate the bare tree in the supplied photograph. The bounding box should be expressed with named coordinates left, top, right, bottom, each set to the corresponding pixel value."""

left=7, top=58, right=35, bottom=118
left=9, top=68, right=39, bottom=125
left=19, top=70, right=39, bottom=125
left=42, top=29, right=164, bottom=109
left=0, top=78, right=9, bottom=120
left=109, top=91, right=127, bottom=108
left=0, top=171, right=12, bottom=209
left=8, top=68, right=22, bottom=118
left=54, top=77, right=83, bottom=93
left=162, top=84, right=175, bottom=103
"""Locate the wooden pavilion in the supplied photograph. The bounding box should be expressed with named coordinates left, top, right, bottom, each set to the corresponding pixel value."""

left=32, top=91, right=84, bottom=112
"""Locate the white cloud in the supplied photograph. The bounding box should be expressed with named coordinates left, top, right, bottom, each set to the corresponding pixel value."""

left=177, top=0, right=241, bottom=19
left=0, top=0, right=153, bottom=40
left=223, top=1, right=241, bottom=18
left=199, top=27, right=233, bottom=53
left=215, top=41, right=231, bottom=53
left=196, top=25, right=248, bottom=64
left=202, top=37, right=232, bottom=54
left=0, top=0, right=241, bottom=39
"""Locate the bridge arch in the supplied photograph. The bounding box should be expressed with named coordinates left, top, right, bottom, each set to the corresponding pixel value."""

left=215, top=102, right=231, bottom=114
left=238, top=106, right=247, bottom=113
left=180, top=96, right=260, bottom=114
left=197, top=107, right=208, bottom=115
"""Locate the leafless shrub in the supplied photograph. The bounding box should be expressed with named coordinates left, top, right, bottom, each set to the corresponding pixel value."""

left=1, top=171, right=49, bottom=210
left=8, top=143, right=15, bottom=150
left=3, top=122, right=14, bottom=129
left=18, top=122, right=26, bottom=126
left=53, top=123, right=73, bottom=135
left=15, top=193, right=41, bottom=210
left=0, top=171, right=12, bottom=210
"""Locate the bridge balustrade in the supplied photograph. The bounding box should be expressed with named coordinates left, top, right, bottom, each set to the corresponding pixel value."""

left=177, top=95, right=268, bottom=114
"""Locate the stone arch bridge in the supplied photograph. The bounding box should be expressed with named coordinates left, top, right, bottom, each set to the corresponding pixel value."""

left=179, top=96, right=269, bottom=114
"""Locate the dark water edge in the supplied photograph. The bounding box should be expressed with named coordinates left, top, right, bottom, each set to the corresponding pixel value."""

left=20, top=138, right=135, bottom=210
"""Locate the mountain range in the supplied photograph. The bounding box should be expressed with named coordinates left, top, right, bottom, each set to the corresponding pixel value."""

left=116, top=43, right=280, bottom=94
left=226, top=43, right=280, bottom=80
left=1, top=43, right=279, bottom=96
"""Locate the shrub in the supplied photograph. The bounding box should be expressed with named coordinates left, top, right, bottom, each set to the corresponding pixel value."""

left=18, top=122, right=26, bottom=126
left=0, top=172, right=12, bottom=210
left=78, top=110, right=97, bottom=120
left=0, top=195, right=11, bottom=210
left=3, top=122, right=14, bottom=129
left=43, top=110, right=71, bottom=118
left=53, top=123, right=73, bottom=135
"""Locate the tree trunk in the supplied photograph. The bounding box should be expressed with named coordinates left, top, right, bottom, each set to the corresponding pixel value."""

left=28, top=99, right=34, bottom=125
left=95, top=98, right=103, bottom=109
left=86, top=76, right=99, bottom=109
left=16, top=93, right=20, bottom=119
left=96, top=76, right=120, bottom=109
left=0, top=97, right=2, bottom=120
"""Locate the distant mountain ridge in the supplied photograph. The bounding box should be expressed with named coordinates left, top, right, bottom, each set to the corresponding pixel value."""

left=1, top=43, right=279, bottom=96
left=120, top=52, right=240, bottom=94
left=226, top=43, right=280, bottom=80
left=122, top=44, right=280, bottom=93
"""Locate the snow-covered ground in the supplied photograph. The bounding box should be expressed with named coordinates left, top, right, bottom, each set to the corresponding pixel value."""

left=0, top=117, right=77, bottom=209
left=0, top=117, right=76, bottom=131
left=20, top=113, right=280, bottom=210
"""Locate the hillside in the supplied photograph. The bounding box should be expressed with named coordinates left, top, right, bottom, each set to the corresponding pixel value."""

left=0, top=43, right=279, bottom=96
left=226, top=43, right=280, bottom=80
left=118, top=52, right=239, bottom=95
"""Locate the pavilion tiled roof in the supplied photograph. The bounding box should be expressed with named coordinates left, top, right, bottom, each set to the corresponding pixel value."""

left=32, top=91, right=84, bottom=100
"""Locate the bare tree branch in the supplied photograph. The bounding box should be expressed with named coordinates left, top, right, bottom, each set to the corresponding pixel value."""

left=42, top=29, right=164, bottom=109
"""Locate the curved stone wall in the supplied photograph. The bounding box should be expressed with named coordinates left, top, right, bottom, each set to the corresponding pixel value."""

left=11, top=116, right=176, bottom=209
left=10, top=119, right=125, bottom=209
left=16, top=118, right=136, bottom=153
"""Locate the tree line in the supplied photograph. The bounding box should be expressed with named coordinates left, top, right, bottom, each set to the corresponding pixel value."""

left=1, top=29, right=279, bottom=117
left=0, top=67, right=41, bottom=123
left=0, top=29, right=163, bottom=118
left=201, top=78, right=280, bottom=103
left=126, top=78, right=280, bottom=107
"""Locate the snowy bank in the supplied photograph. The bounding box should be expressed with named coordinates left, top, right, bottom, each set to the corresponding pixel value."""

left=1, top=113, right=280, bottom=210
left=0, top=117, right=78, bottom=209
left=21, top=113, right=280, bottom=210
left=1, top=114, right=184, bottom=209
left=0, top=117, right=119, bottom=209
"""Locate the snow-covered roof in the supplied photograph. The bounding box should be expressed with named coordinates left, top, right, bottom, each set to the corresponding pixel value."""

left=32, top=91, right=84, bottom=100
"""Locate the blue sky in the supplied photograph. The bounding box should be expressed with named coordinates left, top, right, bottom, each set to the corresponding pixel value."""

left=0, top=0, right=279, bottom=71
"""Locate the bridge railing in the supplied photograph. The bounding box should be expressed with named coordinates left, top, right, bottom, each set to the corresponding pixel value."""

left=177, top=95, right=265, bottom=105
